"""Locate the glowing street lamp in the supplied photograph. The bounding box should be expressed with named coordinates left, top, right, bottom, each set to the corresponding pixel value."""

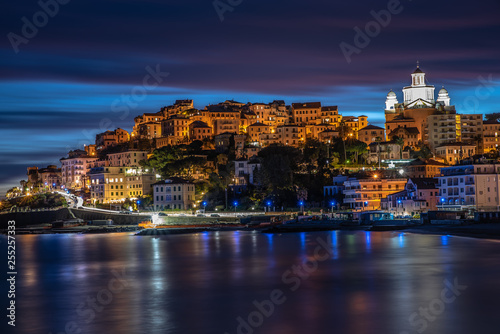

left=267, top=200, right=271, bottom=212
left=299, top=200, right=304, bottom=213
left=203, top=201, right=207, bottom=211
left=233, top=200, right=238, bottom=214
left=330, top=201, right=335, bottom=212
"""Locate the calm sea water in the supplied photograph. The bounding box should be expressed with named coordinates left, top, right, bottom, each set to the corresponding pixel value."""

left=3, top=231, right=500, bottom=334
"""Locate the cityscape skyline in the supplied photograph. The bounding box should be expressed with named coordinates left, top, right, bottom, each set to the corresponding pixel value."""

left=2, top=0, right=500, bottom=196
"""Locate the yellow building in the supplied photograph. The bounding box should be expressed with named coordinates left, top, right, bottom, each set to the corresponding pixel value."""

left=277, top=125, right=306, bottom=146
left=90, top=166, right=156, bottom=204
left=247, top=122, right=270, bottom=143
left=96, top=128, right=130, bottom=149
left=344, top=176, right=408, bottom=211
left=342, top=116, right=368, bottom=138
left=291, top=102, right=322, bottom=125
left=483, top=120, right=500, bottom=153
left=358, top=125, right=385, bottom=146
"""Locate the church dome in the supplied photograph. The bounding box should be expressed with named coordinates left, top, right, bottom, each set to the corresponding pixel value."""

left=387, top=90, right=397, bottom=98
left=439, top=87, right=448, bottom=95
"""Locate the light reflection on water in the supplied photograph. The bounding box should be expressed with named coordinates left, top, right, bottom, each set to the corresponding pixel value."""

left=8, top=231, right=500, bottom=334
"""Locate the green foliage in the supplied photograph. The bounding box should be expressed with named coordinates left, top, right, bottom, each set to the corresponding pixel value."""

left=485, top=113, right=500, bottom=122
left=7, top=192, right=67, bottom=209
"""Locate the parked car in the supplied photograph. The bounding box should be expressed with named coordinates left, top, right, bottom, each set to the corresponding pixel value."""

left=210, top=214, right=220, bottom=217
left=158, top=212, right=168, bottom=216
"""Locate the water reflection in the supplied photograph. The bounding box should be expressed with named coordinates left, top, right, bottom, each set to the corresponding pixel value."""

left=10, top=231, right=500, bottom=334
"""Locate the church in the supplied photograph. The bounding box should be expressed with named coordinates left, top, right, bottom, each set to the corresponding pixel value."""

left=384, top=63, right=483, bottom=159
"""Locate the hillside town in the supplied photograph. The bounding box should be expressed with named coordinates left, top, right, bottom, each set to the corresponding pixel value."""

left=5, top=65, right=500, bottom=218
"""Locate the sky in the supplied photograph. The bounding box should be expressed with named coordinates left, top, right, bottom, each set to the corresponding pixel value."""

left=1, top=0, right=500, bottom=196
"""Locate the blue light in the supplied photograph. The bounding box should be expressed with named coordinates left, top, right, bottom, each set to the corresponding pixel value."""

left=137, top=200, right=141, bottom=204
left=441, top=198, right=445, bottom=202
left=397, top=200, right=402, bottom=204
left=364, top=201, right=368, bottom=206
left=330, top=201, right=335, bottom=206
left=233, top=201, right=238, bottom=206
left=267, top=201, right=271, bottom=206
left=202, top=201, right=207, bottom=206
left=299, top=201, right=304, bottom=206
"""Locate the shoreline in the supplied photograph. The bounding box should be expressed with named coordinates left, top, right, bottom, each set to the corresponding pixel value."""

left=4, top=222, right=500, bottom=241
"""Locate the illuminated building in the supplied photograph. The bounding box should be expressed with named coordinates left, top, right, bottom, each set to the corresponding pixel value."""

left=358, top=125, right=385, bottom=146
left=107, top=150, right=148, bottom=167
left=95, top=128, right=130, bottom=149
left=482, top=120, right=500, bottom=153
left=153, top=177, right=195, bottom=210
left=344, top=176, right=408, bottom=211
left=437, top=164, right=500, bottom=211
left=60, top=150, right=98, bottom=190
left=435, top=142, right=476, bottom=164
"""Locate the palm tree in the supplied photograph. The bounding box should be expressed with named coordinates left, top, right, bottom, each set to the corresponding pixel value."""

left=394, top=136, right=405, bottom=159
left=375, top=136, right=382, bottom=168
left=338, top=120, right=352, bottom=165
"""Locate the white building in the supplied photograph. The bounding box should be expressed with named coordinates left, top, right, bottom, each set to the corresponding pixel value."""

left=402, top=64, right=435, bottom=106
left=234, top=158, right=261, bottom=188
left=437, top=164, right=500, bottom=211
left=60, top=150, right=98, bottom=190
left=323, top=175, right=349, bottom=198
left=153, top=177, right=195, bottom=211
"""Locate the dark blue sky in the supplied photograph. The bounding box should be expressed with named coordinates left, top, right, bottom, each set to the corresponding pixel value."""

left=1, top=0, right=500, bottom=195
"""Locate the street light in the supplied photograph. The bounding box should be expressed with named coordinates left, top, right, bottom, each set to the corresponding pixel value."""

left=233, top=200, right=238, bottom=214
left=299, top=201, right=304, bottom=213
left=203, top=201, right=207, bottom=212
left=267, top=200, right=271, bottom=212
left=330, top=201, right=335, bottom=212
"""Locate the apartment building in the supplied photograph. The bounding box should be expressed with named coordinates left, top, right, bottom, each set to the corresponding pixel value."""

left=342, top=116, right=368, bottom=138
left=137, top=121, right=162, bottom=140
left=437, top=164, right=500, bottom=211
left=95, top=128, right=130, bottom=150
left=382, top=178, right=438, bottom=216
left=482, top=120, right=500, bottom=153
left=367, top=141, right=410, bottom=164
left=277, top=125, right=306, bottom=146
left=153, top=177, right=195, bottom=210
left=435, top=143, right=476, bottom=164
left=89, top=166, right=156, bottom=203
left=107, top=150, right=148, bottom=167
left=60, top=150, right=98, bottom=190
left=247, top=122, right=270, bottom=143
left=403, top=158, right=447, bottom=178
left=234, top=158, right=261, bottom=189
left=358, top=125, right=385, bottom=146
left=291, top=102, right=322, bottom=125
left=387, top=126, right=419, bottom=148
left=162, top=115, right=190, bottom=139
left=343, top=176, right=408, bottom=211
left=189, top=121, right=212, bottom=141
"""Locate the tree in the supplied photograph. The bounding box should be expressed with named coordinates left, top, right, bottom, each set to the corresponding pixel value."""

left=346, top=140, right=368, bottom=164
left=337, top=120, right=352, bottom=164
left=375, top=136, right=383, bottom=168
left=393, top=136, right=405, bottom=159
left=485, top=113, right=500, bottom=122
